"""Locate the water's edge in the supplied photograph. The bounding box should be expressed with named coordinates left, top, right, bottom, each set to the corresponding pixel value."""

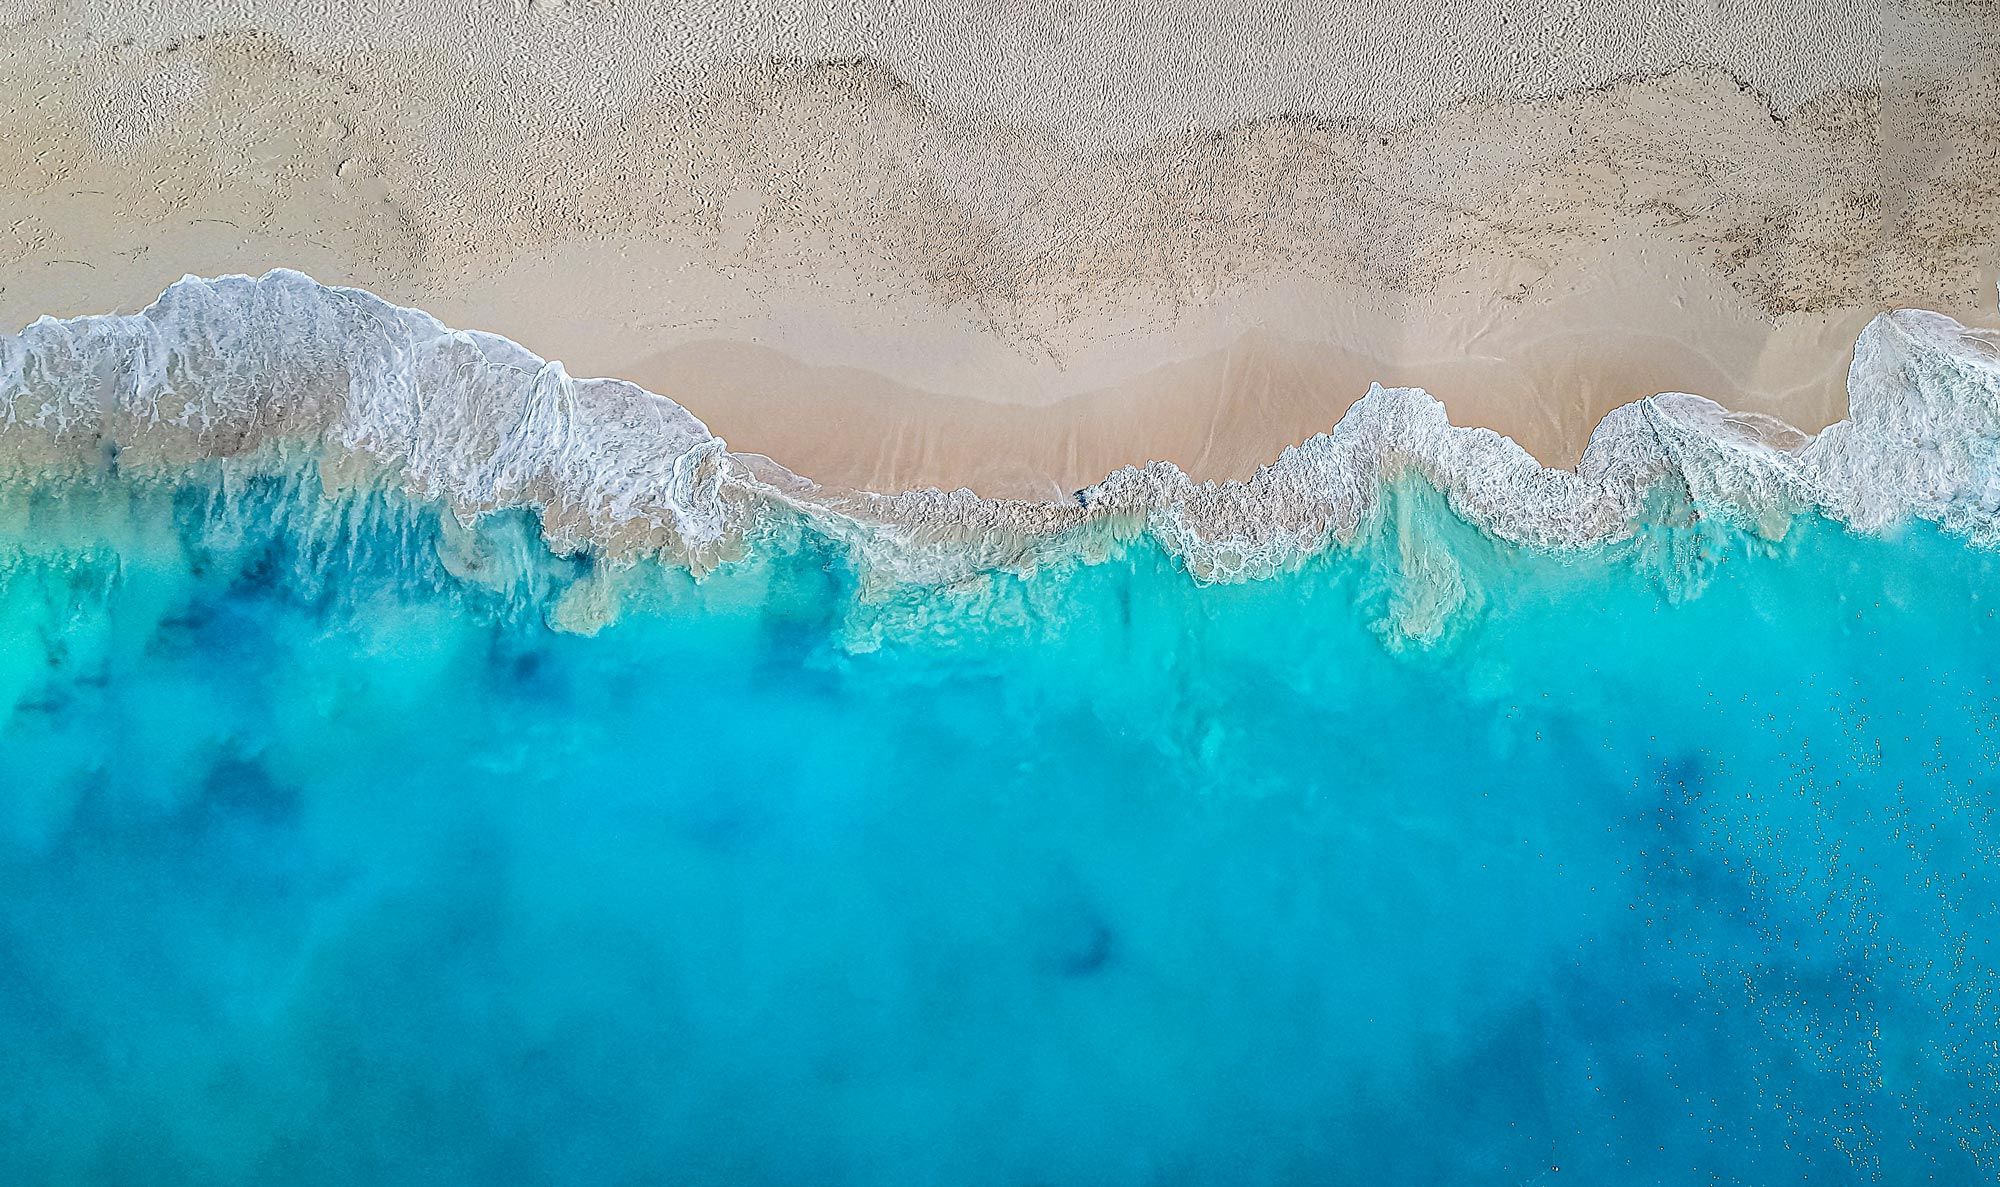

left=4, top=270, right=1998, bottom=587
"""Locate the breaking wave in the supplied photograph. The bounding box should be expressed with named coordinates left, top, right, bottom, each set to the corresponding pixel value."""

left=4, top=268, right=1999, bottom=588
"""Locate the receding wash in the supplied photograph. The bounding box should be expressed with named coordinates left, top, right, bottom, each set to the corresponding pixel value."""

left=1, top=275, right=1999, bottom=1183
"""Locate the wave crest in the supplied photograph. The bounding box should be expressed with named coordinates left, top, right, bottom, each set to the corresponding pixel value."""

left=4, top=269, right=1998, bottom=582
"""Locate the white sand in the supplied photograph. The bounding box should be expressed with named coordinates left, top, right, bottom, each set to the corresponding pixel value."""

left=3, top=1, right=1997, bottom=496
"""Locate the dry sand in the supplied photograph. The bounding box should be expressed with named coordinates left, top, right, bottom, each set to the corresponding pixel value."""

left=3, top=1, right=1999, bottom=497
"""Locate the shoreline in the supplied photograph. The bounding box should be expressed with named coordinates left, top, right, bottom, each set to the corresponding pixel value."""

left=12, top=236, right=1996, bottom=502
left=4, top=272, right=1999, bottom=600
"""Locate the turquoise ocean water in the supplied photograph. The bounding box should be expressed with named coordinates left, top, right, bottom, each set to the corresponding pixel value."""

left=2, top=460, right=1997, bottom=1185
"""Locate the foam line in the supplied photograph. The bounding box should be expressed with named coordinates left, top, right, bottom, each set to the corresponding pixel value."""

left=4, top=270, right=1997, bottom=581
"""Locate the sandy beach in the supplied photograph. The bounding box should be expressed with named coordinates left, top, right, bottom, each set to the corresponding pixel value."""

left=4, top=2, right=1998, bottom=498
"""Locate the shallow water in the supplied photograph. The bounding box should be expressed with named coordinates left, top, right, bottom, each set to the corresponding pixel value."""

left=3, top=467, right=1998, bottom=1185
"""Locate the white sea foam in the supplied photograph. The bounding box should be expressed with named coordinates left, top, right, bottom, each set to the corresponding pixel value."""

left=3, top=270, right=1998, bottom=582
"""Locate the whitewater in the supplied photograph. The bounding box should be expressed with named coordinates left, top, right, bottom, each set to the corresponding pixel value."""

left=3, top=271, right=2000, bottom=1184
